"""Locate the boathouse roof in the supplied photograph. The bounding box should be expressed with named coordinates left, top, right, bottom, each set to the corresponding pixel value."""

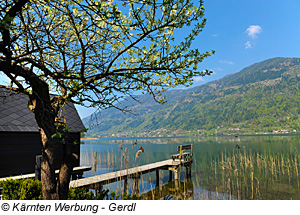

left=0, top=88, right=85, bottom=133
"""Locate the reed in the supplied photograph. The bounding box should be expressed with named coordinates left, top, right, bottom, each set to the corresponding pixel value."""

left=80, top=140, right=172, bottom=199
left=206, top=148, right=300, bottom=200
left=80, top=141, right=203, bottom=200
left=80, top=136, right=300, bottom=200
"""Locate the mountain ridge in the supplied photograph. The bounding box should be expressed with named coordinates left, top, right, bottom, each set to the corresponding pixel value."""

left=83, top=57, right=300, bottom=137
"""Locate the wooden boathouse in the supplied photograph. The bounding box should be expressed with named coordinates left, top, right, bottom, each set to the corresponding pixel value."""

left=0, top=88, right=85, bottom=178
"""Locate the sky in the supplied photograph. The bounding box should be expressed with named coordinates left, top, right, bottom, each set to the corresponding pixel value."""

left=1, top=0, right=300, bottom=119
left=78, top=0, right=300, bottom=118
left=190, top=0, right=300, bottom=85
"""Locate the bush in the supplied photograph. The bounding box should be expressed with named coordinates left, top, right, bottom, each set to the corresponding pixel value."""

left=0, top=178, right=22, bottom=200
left=68, top=187, right=97, bottom=200
left=0, top=178, right=42, bottom=200
left=122, top=193, right=142, bottom=200
left=19, top=179, right=43, bottom=200
left=1, top=178, right=142, bottom=200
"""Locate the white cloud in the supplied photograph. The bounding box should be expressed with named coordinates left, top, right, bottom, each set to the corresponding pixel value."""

left=193, top=76, right=204, bottom=82
left=246, top=25, right=262, bottom=38
left=219, top=60, right=234, bottom=65
left=175, top=87, right=187, bottom=90
left=245, top=41, right=252, bottom=49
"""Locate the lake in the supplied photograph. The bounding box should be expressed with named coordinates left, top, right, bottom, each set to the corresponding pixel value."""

left=80, top=135, right=300, bottom=199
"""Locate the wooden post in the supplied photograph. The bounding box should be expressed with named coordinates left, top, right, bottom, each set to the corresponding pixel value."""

left=169, top=170, right=173, bottom=181
left=156, top=170, right=160, bottom=186
left=175, top=178, right=179, bottom=191
left=186, top=165, right=190, bottom=178
left=174, top=169, right=178, bottom=180
left=188, top=164, right=192, bottom=177
left=174, top=166, right=181, bottom=180
left=35, top=155, right=42, bottom=180
left=94, top=152, right=97, bottom=172
left=133, top=175, right=140, bottom=195
left=94, top=183, right=103, bottom=197
left=124, top=178, right=129, bottom=194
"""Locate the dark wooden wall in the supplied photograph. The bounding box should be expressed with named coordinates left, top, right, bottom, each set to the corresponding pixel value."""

left=0, top=132, right=80, bottom=178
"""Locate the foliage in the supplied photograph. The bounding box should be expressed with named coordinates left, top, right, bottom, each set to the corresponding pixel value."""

left=122, top=193, right=142, bottom=200
left=0, top=179, right=142, bottom=200
left=0, top=178, right=42, bottom=200
left=68, top=187, right=102, bottom=200
left=81, top=132, right=86, bottom=138
left=19, top=179, right=43, bottom=200
left=0, top=0, right=213, bottom=109
left=0, top=0, right=213, bottom=199
left=0, top=178, right=22, bottom=200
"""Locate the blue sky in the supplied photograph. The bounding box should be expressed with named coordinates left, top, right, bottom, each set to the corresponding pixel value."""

left=78, top=0, right=300, bottom=118
left=190, top=0, right=300, bottom=85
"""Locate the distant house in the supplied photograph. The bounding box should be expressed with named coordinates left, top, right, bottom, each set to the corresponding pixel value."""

left=0, top=88, right=85, bottom=178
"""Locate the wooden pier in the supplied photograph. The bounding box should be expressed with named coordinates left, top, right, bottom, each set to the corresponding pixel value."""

left=70, top=158, right=192, bottom=195
left=0, top=144, right=193, bottom=197
left=0, top=166, right=92, bottom=181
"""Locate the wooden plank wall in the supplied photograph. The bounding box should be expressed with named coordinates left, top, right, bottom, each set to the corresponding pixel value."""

left=0, top=132, right=80, bottom=178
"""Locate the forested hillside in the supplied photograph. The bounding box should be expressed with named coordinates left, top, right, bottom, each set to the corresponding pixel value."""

left=83, top=57, right=300, bottom=137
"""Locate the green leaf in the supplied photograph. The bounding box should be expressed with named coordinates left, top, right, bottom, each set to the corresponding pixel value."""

left=4, top=15, right=14, bottom=22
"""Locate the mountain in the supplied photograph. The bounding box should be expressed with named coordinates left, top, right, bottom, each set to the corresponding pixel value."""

left=83, top=57, right=300, bottom=137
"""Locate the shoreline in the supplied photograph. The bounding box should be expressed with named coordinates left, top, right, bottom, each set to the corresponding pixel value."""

left=80, top=137, right=99, bottom=140
left=82, top=132, right=300, bottom=140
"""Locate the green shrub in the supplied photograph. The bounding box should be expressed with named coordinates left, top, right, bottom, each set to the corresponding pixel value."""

left=0, top=178, right=22, bottom=200
left=0, top=178, right=142, bottom=200
left=68, top=187, right=97, bottom=200
left=19, top=179, right=43, bottom=200
left=122, top=193, right=142, bottom=200
left=68, top=188, right=121, bottom=200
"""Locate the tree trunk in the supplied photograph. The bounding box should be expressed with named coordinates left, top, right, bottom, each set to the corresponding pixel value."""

left=40, top=128, right=60, bottom=200
left=39, top=126, right=76, bottom=199
left=28, top=78, right=74, bottom=199
left=40, top=128, right=76, bottom=199
left=56, top=133, right=77, bottom=199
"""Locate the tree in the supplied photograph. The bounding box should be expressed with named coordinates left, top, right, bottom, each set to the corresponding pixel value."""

left=0, top=0, right=214, bottom=199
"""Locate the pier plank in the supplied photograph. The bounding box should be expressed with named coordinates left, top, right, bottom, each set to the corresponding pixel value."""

left=69, top=159, right=190, bottom=189
left=0, top=166, right=92, bottom=181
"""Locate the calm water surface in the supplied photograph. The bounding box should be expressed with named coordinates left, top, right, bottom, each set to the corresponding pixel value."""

left=80, top=135, right=300, bottom=199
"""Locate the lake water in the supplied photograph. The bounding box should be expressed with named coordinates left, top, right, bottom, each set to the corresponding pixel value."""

left=80, top=135, right=300, bottom=199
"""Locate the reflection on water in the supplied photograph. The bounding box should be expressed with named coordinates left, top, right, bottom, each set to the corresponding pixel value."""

left=141, top=178, right=233, bottom=200
left=142, top=179, right=195, bottom=200
left=80, top=135, right=300, bottom=199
